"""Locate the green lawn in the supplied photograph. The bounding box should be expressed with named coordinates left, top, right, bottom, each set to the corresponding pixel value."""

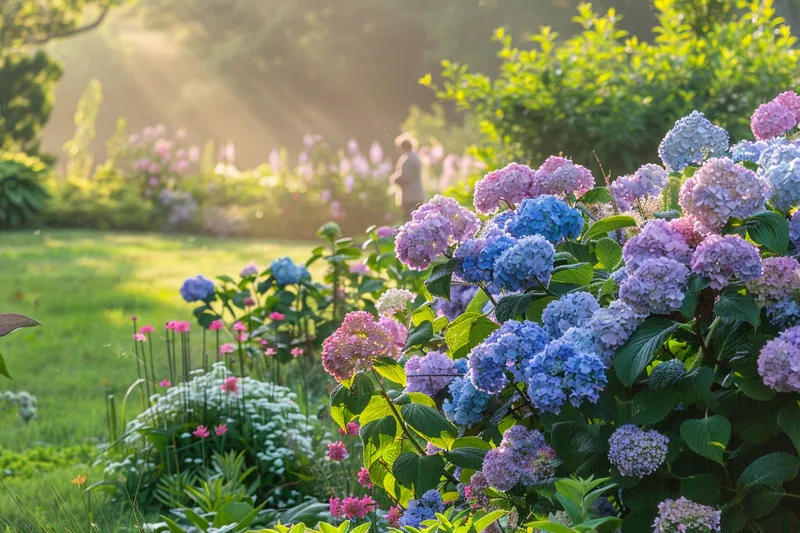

left=0, top=229, right=317, bottom=526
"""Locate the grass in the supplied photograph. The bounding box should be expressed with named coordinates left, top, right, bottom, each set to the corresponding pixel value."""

left=0, top=229, right=318, bottom=528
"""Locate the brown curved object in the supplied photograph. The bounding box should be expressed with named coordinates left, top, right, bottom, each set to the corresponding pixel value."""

left=0, top=313, right=42, bottom=337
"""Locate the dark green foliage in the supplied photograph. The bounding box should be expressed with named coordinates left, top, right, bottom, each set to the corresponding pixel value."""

left=0, top=151, right=50, bottom=228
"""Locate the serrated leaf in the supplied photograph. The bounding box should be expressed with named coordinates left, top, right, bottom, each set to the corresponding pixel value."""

left=595, top=237, right=623, bottom=270
left=444, top=447, right=488, bottom=470
left=649, top=359, right=686, bottom=389
left=680, top=416, right=731, bottom=465
left=714, top=292, right=760, bottom=328
left=425, top=259, right=458, bottom=299
left=738, top=452, right=799, bottom=491
left=578, top=187, right=613, bottom=204
left=495, top=293, right=534, bottom=323
left=402, top=403, right=457, bottom=448
left=374, top=357, right=407, bottom=386
left=405, top=321, right=433, bottom=348
left=551, top=262, right=593, bottom=286
left=615, top=318, right=680, bottom=386
left=745, top=211, right=789, bottom=254
left=582, top=215, right=637, bottom=242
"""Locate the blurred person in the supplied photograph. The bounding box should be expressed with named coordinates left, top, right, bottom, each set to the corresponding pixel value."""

left=390, top=133, right=424, bottom=218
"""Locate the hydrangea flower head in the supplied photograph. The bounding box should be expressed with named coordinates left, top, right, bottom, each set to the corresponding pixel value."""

left=610, top=164, right=668, bottom=211
left=434, top=285, right=478, bottom=320
left=465, top=472, right=492, bottom=510
left=505, top=195, right=585, bottom=243
left=468, top=320, right=548, bottom=393
left=412, top=194, right=480, bottom=242
left=532, top=156, right=595, bottom=198
left=690, top=234, right=762, bottom=290
left=791, top=210, right=800, bottom=248
left=473, top=163, right=536, bottom=214
left=455, top=230, right=516, bottom=284
left=375, top=288, right=415, bottom=315
left=757, top=140, right=800, bottom=169
left=766, top=296, right=800, bottom=328
left=622, top=220, right=694, bottom=273
left=747, top=256, right=800, bottom=306
left=668, top=215, right=707, bottom=247
left=758, top=325, right=800, bottom=393
left=378, top=315, right=408, bottom=359
left=762, top=158, right=800, bottom=212
left=321, top=311, right=394, bottom=381
left=652, top=497, right=721, bottom=533
left=180, top=275, right=215, bottom=302
left=443, top=359, right=490, bottom=427
left=751, top=99, right=797, bottom=140
left=270, top=257, right=310, bottom=286
left=482, top=426, right=556, bottom=491
left=608, top=424, right=669, bottom=478
left=678, top=157, right=767, bottom=230
left=620, top=257, right=689, bottom=314
left=493, top=235, right=555, bottom=292
left=240, top=262, right=258, bottom=277
left=542, top=292, right=600, bottom=339
left=405, top=351, right=458, bottom=397
left=730, top=139, right=775, bottom=164
left=658, top=111, right=729, bottom=171
left=400, top=489, right=445, bottom=528
left=395, top=213, right=452, bottom=270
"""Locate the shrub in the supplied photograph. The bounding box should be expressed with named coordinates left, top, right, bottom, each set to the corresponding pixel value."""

left=434, top=0, right=800, bottom=176
left=0, top=151, right=49, bottom=228
left=318, top=94, right=800, bottom=531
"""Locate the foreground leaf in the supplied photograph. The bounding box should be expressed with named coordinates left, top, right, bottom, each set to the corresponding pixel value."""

left=0, top=313, right=41, bottom=337
left=680, top=416, right=731, bottom=465
left=615, top=318, right=679, bottom=386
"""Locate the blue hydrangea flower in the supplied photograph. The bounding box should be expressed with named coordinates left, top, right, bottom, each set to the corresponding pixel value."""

left=505, top=195, right=585, bottom=243
left=443, top=359, right=491, bottom=427
left=658, top=110, right=729, bottom=171
left=758, top=142, right=800, bottom=170
left=619, top=257, right=689, bottom=314
left=542, top=292, right=600, bottom=339
left=455, top=231, right=516, bottom=284
left=608, top=424, right=669, bottom=478
left=180, top=275, right=215, bottom=302
left=762, top=158, right=800, bottom=212
left=270, top=257, right=311, bottom=286
left=611, top=267, right=628, bottom=285
left=730, top=139, right=785, bottom=164
left=405, top=351, right=458, bottom=397
left=767, top=296, right=800, bottom=328
left=562, top=351, right=608, bottom=407
left=486, top=209, right=516, bottom=233
left=467, top=320, right=548, bottom=394
left=493, top=236, right=555, bottom=292
left=586, top=299, right=647, bottom=362
left=400, top=489, right=444, bottom=527
left=434, top=285, right=478, bottom=321
left=791, top=210, right=800, bottom=248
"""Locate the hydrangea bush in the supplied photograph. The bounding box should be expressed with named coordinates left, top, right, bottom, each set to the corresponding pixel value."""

left=323, top=93, right=800, bottom=532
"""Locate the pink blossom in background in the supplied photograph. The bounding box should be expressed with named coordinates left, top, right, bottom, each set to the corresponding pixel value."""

left=357, top=467, right=372, bottom=488
left=441, top=154, right=458, bottom=185
left=219, top=142, right=236, bottom=164
left=369, top=142, right=384, bottom=164
left=174, top=128, right=187, bottom=140
left=430, top=144, right=445, bottom=163
left=329, top=497, right=343, bottom=518
left=193, top=425, right=210, bottom=438
left=387, top=506, right=403, bottom=527
left=236, top=333, right=248, bottom=342
left=347, top=138, right=359, bottom=155
left=140, top=324, right=155, bottom=334
left=320, top=189, right=332, bottom=203
left=143, top=127, right=156, bottom=141
left=375, top=226, right=394, bottom=239
left=418, top=146, right=431, bottom=165
left=176, top=148, right=187, bottom=159
left=173, top=321, right=191, bottom=333
left=269, top=148, right=281, bottom=172
left=174, top=159, right=191, bottom=174
left=375, top=161, right=393, bottom=176
left=153, top=139, right=173, bottom=159
left=326, top=441, right=349, bottom=461
left=243, top=296, right=256, bottom=307
left=128, top=134, right=141, bottom=145
left=341, top=495, right=376, bottom=520
left=291, top=347, right=303, bottom=358
left=165, top=321, right=175, bottom=330
left=269, top=312, right=285, bottom=321
left=351, top=155, right=370, bottom=176
left=343, top=175, right=355, bottom=193
left=148, top=162, right=161, bottom=174
left=298, top=151, right=309, bottom=165
left=209, top=319, right=224, bottom=331
left=158, top=380, right=171, bottom=388
left=297, top=164, right=313, bottom=179
left=219, top=343, right=235, bottom=355
left=187, top=146, right=201, bottom=162
left=221, top=376, right=239, bottom=394
left=134, top=158, right=150, bottom=171
left=154, top=124, right=166, bottom=136
left=148, top=177, right=159, bottom=187
left=264, top=347, right=277, bottom=357
left=260, top=339, right=268, bottom=346
left=345, top=421, right=360, bottom=435
left=339, top=158, right=351, bottom=175
left=214, top=424, right=228, bottom=436
left=132, top=333, right=147, bottom=342
left=349, top=263, right=368, bottom=275
left=232, top=322, right=247, bottom=332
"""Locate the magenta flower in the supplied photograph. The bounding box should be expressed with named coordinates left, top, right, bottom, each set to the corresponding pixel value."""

left=330, top=497, right=343, bottom=519
left=264, top=347, right=277, bottom=356
left=132, top=333, right=147, bottom=342
left=341, top=495, right=376, bottom=519
left=215, top=424, right=228, bottom=436
left=159, top=380, right=172, bottom=388
left=193, top=425, right=210, bottom=439
left=130, top=315, right=138, bottom=321
left=236, top=333, right=248, bottom=342
left=220, top=376, right=239, bottom=394
left=209, top=319, right=224, bottom=331
left=165, top=321, right=175, bottom=330
left=327, top=441, right=349, bottom=461
left=357, top=467, right=372, bottom=488
left=376, top=226, right=395, bottom=239
left=243, top=296, right=256, bottom=307
left=219, top=343, right=235, bottom=355
left=321, top=311, right=395, bottom=381
left=349, top=263, right=369, bottom=275
left=232, top=322, right=247, bottom=332
left=291, top=347, right=303, bottom=358
left=269, top=312, right=285, bottom=321
left=751, top=99, right=797, bottom=140
left=139, top=324, right=155, bottom=334
left=387, top=505, right=403, bottom=527
left=173, top=321, right=190, bottom=333
left=345, top=421, right=360, bottom=435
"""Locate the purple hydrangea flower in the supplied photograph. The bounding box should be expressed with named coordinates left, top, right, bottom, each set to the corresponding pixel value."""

left=434, top=285, right=479, bottom=321
left=481, top=446, right=520, bottom=492
left=467, top=320, right=548, bottom=394
left=400, top=489, right=445, bottom=528
left=776, top=91, right=800, bottom=121
left=758, top=324, right=800, bottom=393
left=532, top=156, right=595, bottom=198
left=482, top=426, right=555, bottom=491
left=619, top=257, right=689, bottom=314
left=542, top=292, right=600, bottom=339
left=586, top=299, right=648, bottom=362
left=180, top=275, right=215, bottom=302
left=747, top=256, right=800, bottom=306
left=493, top=235, right=555, bottom=292
left=465, top=472, right=492, bottom=510
left=791, top=210, right=800, bottom=248
left=321, top=312, right=395, bottom=381
left=653, top=497, right=721, bottom=533
left=751, top=99, right=797, bottom=140
left=240, top=262, right=258, bottom=277
left=668, top=215, right=707, bottom=248
left=623, top=220, right=694, bottom=273
left=658, top=111, right=729, bottom=172
left=412, top=195, right=480, bottom=242
left=405, top=351, right=458, bottom=397
left=678, top=157, right=767, bottom=231
left=690, top=234, right=762, bottom=290
left=757, top=141, right=800, bottom=170
left=608, top=424, right=669, bottom=478
left=395, top=213, right=452, bottom=270
left=610, top=164, right=668, bottom=211
left=473, top=163, right=536, bottom=214
left=505, top=196, right=585, bottom=243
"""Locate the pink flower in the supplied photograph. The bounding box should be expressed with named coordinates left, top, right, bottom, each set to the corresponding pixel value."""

left=264, top=347, right=277, bottom=356
left=232, top=322, right=247, bottom=332
left=236, top=333, right=249, bottom=342
left=209, top=319, right=224, bottom=331
left=130, top=315, right=138, bottom=321
left=291, top=347, right=303, bottom=358
left=345, top=421, right=360, bottom=435
left=173, top=321, right=191, bottom=333
left=341, top=495, right=376, bottom=519
left=139, top=324, right=155, bottom=334
left=132, top=333, right=147, bottom=342
left=243, top=296, right=256, bottom=307
left=193, top=425, right=210, bottom=438
left=215, top=424, right=228, bottom=436
left=357, top=467, right=372, bottom=488
left=165, top=321, right=176, bottom=330
left=387, top=505, right=403, bottom=527
left=375, top=226, right=394, bottom=239
left=260, top=339, right=268, bottom=346
left=327, top=441, right=349, bottom=461
left=221, top=376, right=239, bottom=394
left=329, top=497, right=343, bottom=518
left=349, top=263, right=369, bottom=275
left=159, top=380, right=172, bottom=388
left=219, top=343, right=235, bottom=355
left=269, top=312, right=285, bottom=321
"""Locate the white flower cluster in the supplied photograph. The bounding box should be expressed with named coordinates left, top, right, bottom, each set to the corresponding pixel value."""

left=375, top=288, right=415, bottom=315
left=1, top=390, right=37, bottom=423
left=104, top=363, right=314, bottom=484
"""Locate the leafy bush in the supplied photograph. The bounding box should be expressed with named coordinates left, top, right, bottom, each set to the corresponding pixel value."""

left=0, top=151, right=49, bottom=228
left=434, top=0, right=800, bottom=175
left=316, top=93, right=800, bottom=532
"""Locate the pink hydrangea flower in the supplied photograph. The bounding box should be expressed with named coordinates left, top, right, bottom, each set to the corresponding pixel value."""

left=386, top=505, right=403, bottom=527
left=327, top=441, right=349, bottom=461
left=776, top=90, right=800, bottom=122
left=220, top=376, right=239, bottom=394
left=165, top=321, right=175, bottom=330
left=139, top=324, right=155, bottom=334
left=269, top=312, right=285, bottom=321
left=132, top=333, right=147, bottom=342
left=532, top=156, right=595, bottom=199
left=375, top=226, right=395, bottom=238
left=215, top=424, right=228, bottom=436
left=473, top=162, right=536, bottom=214
left=321, top=311, right=395, bottom=381
left=349, top=263, right=369, bottom=275
left=340, top=495, right=376, bottom=519
left=751, top=99, right=798, bottom=140
left=668, top=215, right=707, bottom=247
left=209, top=319, right=224, bottom=331
left=291, top=347, right=303, bottom=358
left=264, top=347, right=277, bottom=356
left=193, top=425, right=210, bottom=438
left=219, top=343, right=235, bottom=355
left=236, top=333, right=248, bottom=342
left=378, top=316, right=408, bottom=360
left=342, top=421, right=360, bottom=435
left=357, top=467, right=372, bottom=488
left=159, top=380, right=172, bottom=388
left=232, top=322, right=247, bottom=332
